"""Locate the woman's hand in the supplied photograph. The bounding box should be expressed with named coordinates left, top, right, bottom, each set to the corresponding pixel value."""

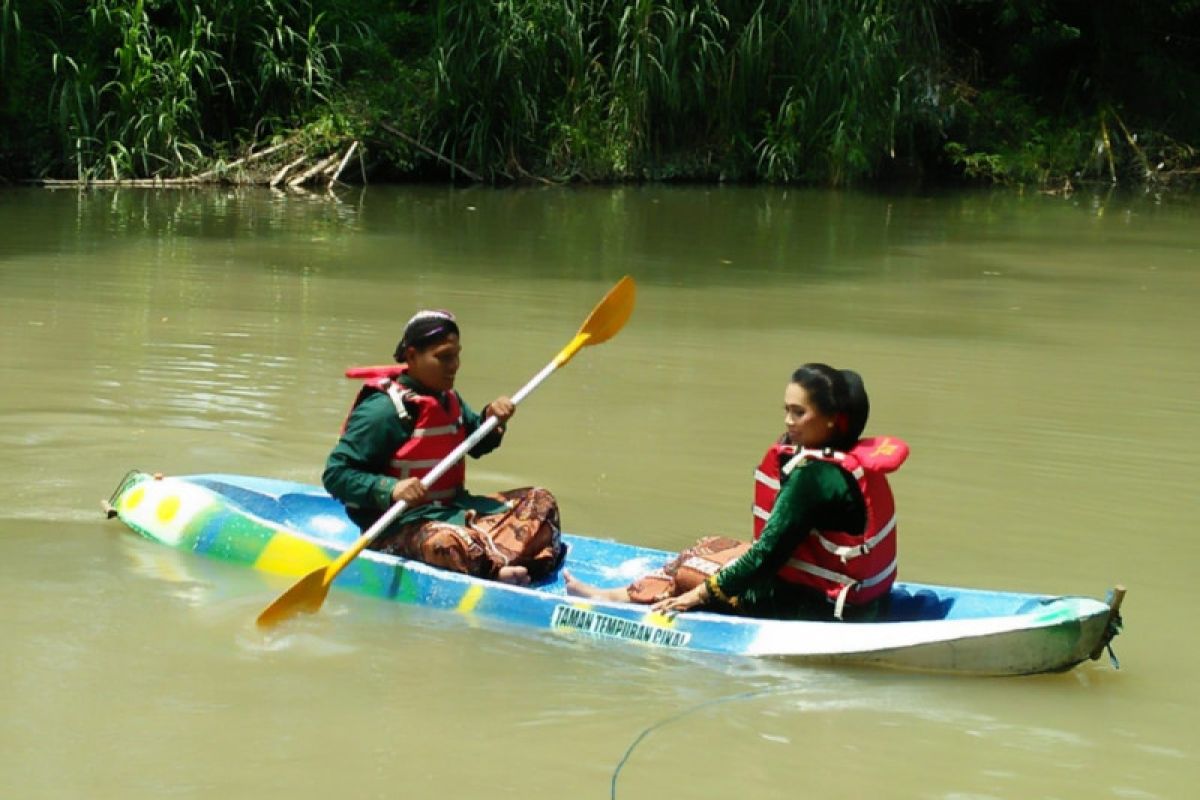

left=651, top=583, right=708, bottom=615
left=391, top=477, right=429, bottom=506
left=486, top=396, right=516, bottom=423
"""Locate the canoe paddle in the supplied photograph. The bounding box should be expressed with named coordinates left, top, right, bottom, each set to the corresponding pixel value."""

left=256, top=275, right=637, bottom=629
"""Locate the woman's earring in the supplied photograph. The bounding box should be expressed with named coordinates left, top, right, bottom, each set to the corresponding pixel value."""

left=826, top=421, right=834, bottom=429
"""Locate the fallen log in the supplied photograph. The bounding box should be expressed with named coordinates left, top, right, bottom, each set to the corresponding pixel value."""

left=193, top=138, right=297, bottom=181
left=270, top=154, right=308, bottom=188
left=287, top=152, right=342, bottom=188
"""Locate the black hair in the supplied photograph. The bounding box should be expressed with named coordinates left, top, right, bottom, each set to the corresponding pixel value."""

left=790, top=363, right=870, bottom=450
left=393, top=311, right=460, bottom=363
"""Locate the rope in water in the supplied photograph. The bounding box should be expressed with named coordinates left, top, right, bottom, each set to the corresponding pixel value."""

left=610, top=684, right=796, bottom=799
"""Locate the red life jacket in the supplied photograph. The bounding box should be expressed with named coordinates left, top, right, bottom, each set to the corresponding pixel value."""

left=752, top=436, right=909, bottom=618
left=343, top=364, right=467, bottom=502
left=753, top=436, right=797, bottom=538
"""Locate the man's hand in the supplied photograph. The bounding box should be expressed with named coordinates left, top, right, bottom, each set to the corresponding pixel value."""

left=487, top=396, right=516, bottom=422
left=391, top=477, right=429, bottom=506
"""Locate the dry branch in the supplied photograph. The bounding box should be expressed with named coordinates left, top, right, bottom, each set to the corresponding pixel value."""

left=193, top=138, right=297, bottom=181
left=379, top=122, right=483, bottom=182
left=328, top=141, right=360, bottom=187
left=287, top=152, right=342, bottom=188
left=270, top=154, right=308, bottom=188
left=1110, top=112, right=1154, bottom=180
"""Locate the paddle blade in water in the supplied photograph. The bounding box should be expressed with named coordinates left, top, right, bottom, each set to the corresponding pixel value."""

left=256, top=567, right=331, bottom=629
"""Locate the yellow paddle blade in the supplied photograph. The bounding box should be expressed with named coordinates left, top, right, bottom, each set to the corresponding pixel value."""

left=256, top=566, right=331, bottom=629
left=555, top=275, right=637, bottom=366
left=579, top=275, right=636, bottom=344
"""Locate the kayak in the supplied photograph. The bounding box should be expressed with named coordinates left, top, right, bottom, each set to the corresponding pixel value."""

left=104, top=470, right=1124, bottom=676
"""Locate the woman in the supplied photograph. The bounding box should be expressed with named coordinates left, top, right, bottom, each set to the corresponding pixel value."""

left=565, top=363, right=907, bottom=620
left=323, top=309, right=563, bottom=586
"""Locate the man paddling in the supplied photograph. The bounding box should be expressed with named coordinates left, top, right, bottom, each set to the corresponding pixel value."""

left=323, top=310, right=563, bottom=585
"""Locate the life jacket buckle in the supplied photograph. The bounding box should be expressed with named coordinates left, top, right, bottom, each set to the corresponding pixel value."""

left=380, top=378, right=413, bottom=422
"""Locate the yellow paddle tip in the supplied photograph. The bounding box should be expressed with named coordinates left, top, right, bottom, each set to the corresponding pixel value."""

left=256, top=567, right=332, bottom=629
left=555, top=276, right=637, bottom=366
left=577, top=276, right=636, bottom=346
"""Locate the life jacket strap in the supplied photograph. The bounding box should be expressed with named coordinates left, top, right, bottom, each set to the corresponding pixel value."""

left=786, top=554, right=898, bottom=620
left=412, top=423, right=460, bottom=437
left=379, top=378, right=413, bottom=422
left=753, top=469, right=780, bottom=491
left=781, top=448, right=865, bottom=481
left=813, top=514, right=897, bottom=564
left=390, top=457, right=442, bottom=477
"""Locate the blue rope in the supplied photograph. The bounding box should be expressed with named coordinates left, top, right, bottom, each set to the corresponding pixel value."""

left=610, top=684, right=795, bottom=799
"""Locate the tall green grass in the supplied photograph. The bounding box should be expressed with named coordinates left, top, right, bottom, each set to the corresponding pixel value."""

left=428, top=0, right=939, bottom=184
left=37, top=0, right=348, bottom=179
left=7, top=0, right=1188, bottom=186
left=1, top=0, right=15, bottom=79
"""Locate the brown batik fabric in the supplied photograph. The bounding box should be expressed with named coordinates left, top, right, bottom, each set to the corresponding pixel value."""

left=378, top=487, right=563, bottom=580
left=626, top=535, right=750, bottom=603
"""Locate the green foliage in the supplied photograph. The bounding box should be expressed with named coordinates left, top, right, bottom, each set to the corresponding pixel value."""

left=753, top=1, right=932, bottom=184
left=1, top=0, right=1197, bottom=186
left=938, top=0, right=1200, bottom=187
left=942, top=83, right=1090, bottom=185
left=1, top=1, right=58, bottom=175
left=3, top=0, right=350, bottom=179
left=426, top=0, right=939, bottom=184
left=1, top=1, right=14, bottom=78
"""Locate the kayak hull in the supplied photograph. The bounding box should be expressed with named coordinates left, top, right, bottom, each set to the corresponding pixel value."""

left=105, top=471, right=1122, bottom=676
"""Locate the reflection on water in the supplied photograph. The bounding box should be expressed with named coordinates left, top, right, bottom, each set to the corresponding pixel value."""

left=0, top=185, right=1197, bottom=799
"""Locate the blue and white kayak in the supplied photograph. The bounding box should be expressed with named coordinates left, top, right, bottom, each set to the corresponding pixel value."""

left=104, top=471, right=1124, bottom=676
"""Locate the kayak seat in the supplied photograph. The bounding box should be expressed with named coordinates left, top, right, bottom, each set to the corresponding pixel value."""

left=884, top=587, right=956, bottom=621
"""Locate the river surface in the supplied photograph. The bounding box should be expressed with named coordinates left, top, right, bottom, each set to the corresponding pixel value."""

left=1, top=184, right=1196, bottom=799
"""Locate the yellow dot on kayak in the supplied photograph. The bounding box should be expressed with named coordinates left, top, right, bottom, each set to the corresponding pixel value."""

left=123, top=486, right=145, bottom=512
left=457, top=584, right=485, bottom=614
left=254, top=532, right=332, bottom=577
left=645, top=611, right=675, bottom=628
left=156, top=495, right=181, bottom=523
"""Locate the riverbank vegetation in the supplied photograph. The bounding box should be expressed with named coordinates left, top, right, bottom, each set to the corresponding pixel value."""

left=1, top=0, right=1197, bottom=189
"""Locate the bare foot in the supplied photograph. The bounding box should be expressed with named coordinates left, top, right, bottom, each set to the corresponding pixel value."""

left=562, top=569, right=630, bottom=602
left=497, top=565, right=530, bottom=586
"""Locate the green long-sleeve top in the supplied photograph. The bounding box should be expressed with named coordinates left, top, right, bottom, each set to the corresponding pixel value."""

left=712, top=457, right=868, bottom=619
left=322, top=377, right=509, bottom=530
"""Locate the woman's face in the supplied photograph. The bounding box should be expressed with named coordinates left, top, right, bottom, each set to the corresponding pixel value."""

left=406, top=335, right=461, bottom=392
left=783, top=382, right=835, bottom=448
